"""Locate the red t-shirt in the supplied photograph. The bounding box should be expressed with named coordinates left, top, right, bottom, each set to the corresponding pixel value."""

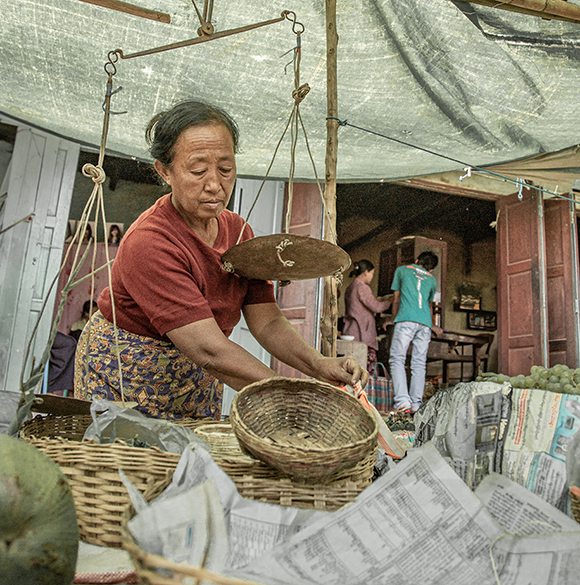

left=98, top=194, right=276, bottom=340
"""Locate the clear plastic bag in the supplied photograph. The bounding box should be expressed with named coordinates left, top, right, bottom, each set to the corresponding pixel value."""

left=83, top=399, right=210, bottom=455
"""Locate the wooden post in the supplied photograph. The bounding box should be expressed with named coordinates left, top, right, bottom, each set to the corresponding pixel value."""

left=321, top=0, right=339, bottom=358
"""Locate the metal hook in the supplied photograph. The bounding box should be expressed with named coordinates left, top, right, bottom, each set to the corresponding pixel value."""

left=104, top=50, right=121, bottom=76
left=284, top=11, right=305, bottom=35
left=459, top=167, right=472, bottom=182
left=516, top=178, right=524, bottom=200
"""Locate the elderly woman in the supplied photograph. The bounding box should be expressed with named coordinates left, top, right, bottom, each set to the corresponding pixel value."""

left=74, top=101, right=366, bottom=421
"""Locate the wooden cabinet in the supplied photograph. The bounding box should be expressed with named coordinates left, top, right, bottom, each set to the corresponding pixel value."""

left=377, top=235, right=447, bottom=327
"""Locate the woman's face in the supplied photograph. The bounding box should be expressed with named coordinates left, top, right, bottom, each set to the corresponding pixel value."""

left=362, top=268, right=375, bottom=284
left=154, top=123, right=236, bottom=226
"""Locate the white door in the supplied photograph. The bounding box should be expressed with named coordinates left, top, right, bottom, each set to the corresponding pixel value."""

left=221, top=177, right=285, bottom=415
left=0, top=119, right=79, bottom=395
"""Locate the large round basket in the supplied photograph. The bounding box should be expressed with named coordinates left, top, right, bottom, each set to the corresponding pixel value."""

left=25, top=437, right=180, bottom=548
left=230, top=377, right=378, bottom=482
left=21, top=414, right=220, bottom=548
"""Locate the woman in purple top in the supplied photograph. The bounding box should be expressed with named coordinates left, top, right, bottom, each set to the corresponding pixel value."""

left=342, top=260, right=392, bottom=367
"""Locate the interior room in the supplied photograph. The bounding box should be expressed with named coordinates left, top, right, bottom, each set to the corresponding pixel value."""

left=336, top=181, right=499, bottom=385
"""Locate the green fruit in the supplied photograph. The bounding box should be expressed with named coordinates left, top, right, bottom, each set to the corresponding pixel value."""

left=549, top=375, right=559, bottom=384
left=563, top=384, right=575, bottom=395
left=546, top=383, right=558, bottom=392
left=0, top=434, right=79, bottom=584
left=524, top=376, right=535, bottom=388
left=538, top=378, right=548, bottom=389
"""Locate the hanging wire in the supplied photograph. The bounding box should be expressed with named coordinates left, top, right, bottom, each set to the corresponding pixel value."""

left=234, top=16, right=338, bottom=249
left=326, top=117, right=579, bottom=204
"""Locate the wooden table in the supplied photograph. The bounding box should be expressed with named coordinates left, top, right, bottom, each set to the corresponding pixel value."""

left=428, top=330, right=494, bottom=384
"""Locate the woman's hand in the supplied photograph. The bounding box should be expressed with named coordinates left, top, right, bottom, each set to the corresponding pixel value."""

left=310, top=356, right=369, bottom=389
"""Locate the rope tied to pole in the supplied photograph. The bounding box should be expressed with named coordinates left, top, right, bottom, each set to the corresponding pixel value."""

left=82, top=163, right=107, bottom=185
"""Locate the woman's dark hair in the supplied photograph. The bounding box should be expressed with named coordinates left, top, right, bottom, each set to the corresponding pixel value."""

left=145, top=101, right=239, bottom=167
left=417, top=251, right=439, bottom=271
left=349, top=259, right=374, bottom=278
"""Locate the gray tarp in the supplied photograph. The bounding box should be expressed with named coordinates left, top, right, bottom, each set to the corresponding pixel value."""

left=2, top=0, right=580, bottom=184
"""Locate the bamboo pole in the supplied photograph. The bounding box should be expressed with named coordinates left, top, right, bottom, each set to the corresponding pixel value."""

left=454, top=0, right=580, bottom=24
left=321, top=0, right=339, bottom=358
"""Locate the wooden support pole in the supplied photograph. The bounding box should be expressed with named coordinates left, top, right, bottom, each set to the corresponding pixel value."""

left=454, top=0, right=580, bottom=24
left=321, top=0, right=339, bottom=358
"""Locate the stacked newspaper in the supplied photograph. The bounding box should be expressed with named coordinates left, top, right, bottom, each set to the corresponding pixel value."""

left=124, top=436, right=580, bottom=585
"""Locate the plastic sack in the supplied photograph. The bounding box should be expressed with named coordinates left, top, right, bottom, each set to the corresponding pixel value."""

left=83, top=399, right=211, bottom=455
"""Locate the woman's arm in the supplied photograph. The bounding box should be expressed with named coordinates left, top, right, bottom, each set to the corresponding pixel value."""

left=358, top=284, right=392, bottom=314
left=243, top=302, right=368, bottom=387
left=166, top=318, right=277, bottom=390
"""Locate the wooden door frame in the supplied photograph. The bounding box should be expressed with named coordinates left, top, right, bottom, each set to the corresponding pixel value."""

left=496, top=186, right=547, bottom=375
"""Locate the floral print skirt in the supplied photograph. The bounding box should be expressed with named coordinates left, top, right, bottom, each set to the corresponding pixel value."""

left=74, top=311, right=222, bottom=421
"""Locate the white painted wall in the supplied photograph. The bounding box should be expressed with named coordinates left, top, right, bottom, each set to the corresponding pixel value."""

left=221, top=177, right=285, bottom=416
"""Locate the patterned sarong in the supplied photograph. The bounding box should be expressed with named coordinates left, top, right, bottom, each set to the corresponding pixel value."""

left=74, top=311, right=222, bottom=421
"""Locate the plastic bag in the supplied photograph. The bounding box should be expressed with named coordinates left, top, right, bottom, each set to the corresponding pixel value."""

left=366, top=362, right=394, bottom=413
left=83, top=399, right=211, bottom=455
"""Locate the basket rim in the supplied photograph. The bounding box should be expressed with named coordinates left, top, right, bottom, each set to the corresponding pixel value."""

left=230, top=376, right=378, bottom=456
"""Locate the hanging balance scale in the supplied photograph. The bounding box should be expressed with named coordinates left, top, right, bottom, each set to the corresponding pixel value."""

left=94, top=1, right=351, bottom=287
left=220, top=14, right=351, bottom=284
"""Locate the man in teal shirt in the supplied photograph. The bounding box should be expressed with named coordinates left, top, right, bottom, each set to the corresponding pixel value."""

left=389, top=251, right=442, bottom=413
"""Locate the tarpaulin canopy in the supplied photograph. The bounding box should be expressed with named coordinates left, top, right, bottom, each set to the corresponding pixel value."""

left=3, top=0, right=580, bottom=186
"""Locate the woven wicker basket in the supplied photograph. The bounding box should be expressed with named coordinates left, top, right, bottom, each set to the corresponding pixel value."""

left=24, top=411, right=374, bottom=549
left=26, top=437, right=180, bottom=548
left=196, top=422, right=376, bottom=509
left=20, top=413, right=94, bottom=441
left=20, top=412, right=219, bottom=441
left=230, top=377, right=378, bottom=482
left=121, top=423, right=374, bottom=584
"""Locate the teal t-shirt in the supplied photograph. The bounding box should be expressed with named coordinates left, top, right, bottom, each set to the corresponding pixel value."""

left=391, top=264, right=437, bottom=329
